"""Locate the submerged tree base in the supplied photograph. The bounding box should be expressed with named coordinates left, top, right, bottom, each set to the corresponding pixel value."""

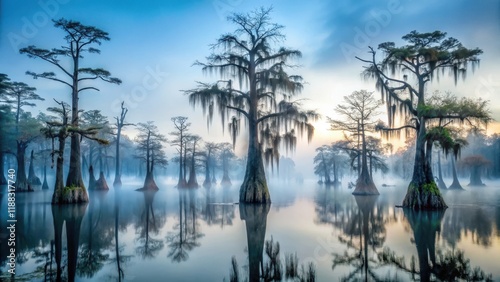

left=436, top=178, right=447, bottom=190
left=352, top=176, right=379, bottom=195
left=113, top=177, right=122, bottom=187
left=402, top=182, right=447, bottom=210
left=448, top=180, right=464, bottom=190
left=95, top=172, right=110, bottom=190
left=136, top=185, right=159, bottom=191
left=52, top=186, right=89, bottom=204
left=239, top=174, right=271, bottom=204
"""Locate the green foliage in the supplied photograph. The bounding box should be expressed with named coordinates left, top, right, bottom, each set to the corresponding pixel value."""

left=425, top=91, right=491, bottom=127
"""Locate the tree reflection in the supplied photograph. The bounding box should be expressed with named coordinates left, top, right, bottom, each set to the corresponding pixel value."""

left=330, top=195, right=390, bottom=281
left=166, top=189, right=204, bottom=262
left=442, top=206, right=494, bottom=247
left=201, top=187, right=235, bottom=228
left=380, top=209, right=493, bottom=281
left=52, top=204, right=87, bottom=282
left=240, top=204, right=270, bottom=281
left=135, top=190, right=165, bottom=259
left=77, top=191, right=113, bottom=278
left=228, top=204, right=316, bottom=282
left=112, top=187, right=131, bottom=282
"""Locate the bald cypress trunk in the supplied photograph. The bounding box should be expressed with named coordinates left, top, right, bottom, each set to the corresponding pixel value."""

left=448, top=157, right=463, bottom=190
left=113, top=124, right=122, bottom=187
left=353, top=122, right=378, bottom=195
left=187, top=141, right=199, bottom=188
left=203, top=154, right=211, bottom=188
left=88, top=165, right=96, bottom=191
left=27, top=150, right=41, bottom=187
left=95, top=171, right=110, bottom=190
left=436, top=151, right=447, bottom=190
left=404, top=209, right=445, bottom=282
left=16, top=142, right=30, bottom=191
left=468, top=165, right=485, bottom=186
left=221, top=154, right=232, bottom=187
left=42, top=163, right=49, bottom=190
left=53, top=135, right=89, bottom=204
left=240, top=116, right=270, bottom=203
left=65, top=50, right=88, bottom=203
left=402, top=118, right=447, bottom=209
left=240, top=204, right=270, bottom=281
left=52, top=204, right=87, bottom=282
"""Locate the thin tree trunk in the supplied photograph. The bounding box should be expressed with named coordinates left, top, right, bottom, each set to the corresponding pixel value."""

left=203, top=157, right=211, bottom=188
left=436, top=150, right=447, bottom=190
left=183, top=143, right=188, bottom=184
left=65, top=51, right=87, bottom=195
left=353, top=123, right=378, bottom=195
left=177, top=133, right=185, bottom=187
left=114, top=126, right=122, bottom=186
left=16, top=142, right=29, bottom=191
left=448, top=156, right=463, bottom=189
left=28, top=150, right=41, bottom=186
left=141, top=131, right=158, bottom=191
left=221, top=154, right=231, bottom=186
left=187, top=141, right=198, bottom=188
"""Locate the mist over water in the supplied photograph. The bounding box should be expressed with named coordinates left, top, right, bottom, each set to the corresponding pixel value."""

left=1, top=178, right=499, bottom=281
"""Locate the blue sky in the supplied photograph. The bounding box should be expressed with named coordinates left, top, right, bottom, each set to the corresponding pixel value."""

left=1, top=0, right=499, bottom=173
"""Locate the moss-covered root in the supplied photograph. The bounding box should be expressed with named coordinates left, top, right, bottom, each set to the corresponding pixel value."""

left=52, top=186, right=89, bottom=204
left=239, top=175, right=271, bottom=204
left=402, top=182, right=447, bottom=210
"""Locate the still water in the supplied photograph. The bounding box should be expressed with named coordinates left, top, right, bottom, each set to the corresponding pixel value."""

left=1, top=178, right=499, bottom=281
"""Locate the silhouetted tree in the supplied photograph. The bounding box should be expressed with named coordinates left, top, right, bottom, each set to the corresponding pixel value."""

left=135, top=121, right=167, bottom=190
left=186, top=7, right=317, bottom=203
left=201, top=142, right=220, bottom=188
left=166, top=189, right=203, bottom=262
left=329, top=90, right=382, bottom=194
left=1, top=80, right=44, bottom=191
left=219, top=142, right=236, bottom=186
left=186, top=135, right=202, bottom=188
left=170, top=116, right=191, bottom=188
left=135, top=191, right=165, bottom=259
left=21, top=18, right=121, bottom=202
left=380, top=210, right=493, bottom=281
left=113, top=102, right=132, bottom=186
left=460, top=155, right=490, bottom=186
left=359, top=30, right=489, bottom=209
left=81, top=110, right=111, bottom=190
left=42, top=100, right=107, bottom=204
left=314, top=145, right=332, bottom=184
left=15, top=113, right=42, bottom=191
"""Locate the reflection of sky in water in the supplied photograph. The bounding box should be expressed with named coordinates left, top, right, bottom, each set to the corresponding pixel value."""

left=1, top=179, right=499, bottom=281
